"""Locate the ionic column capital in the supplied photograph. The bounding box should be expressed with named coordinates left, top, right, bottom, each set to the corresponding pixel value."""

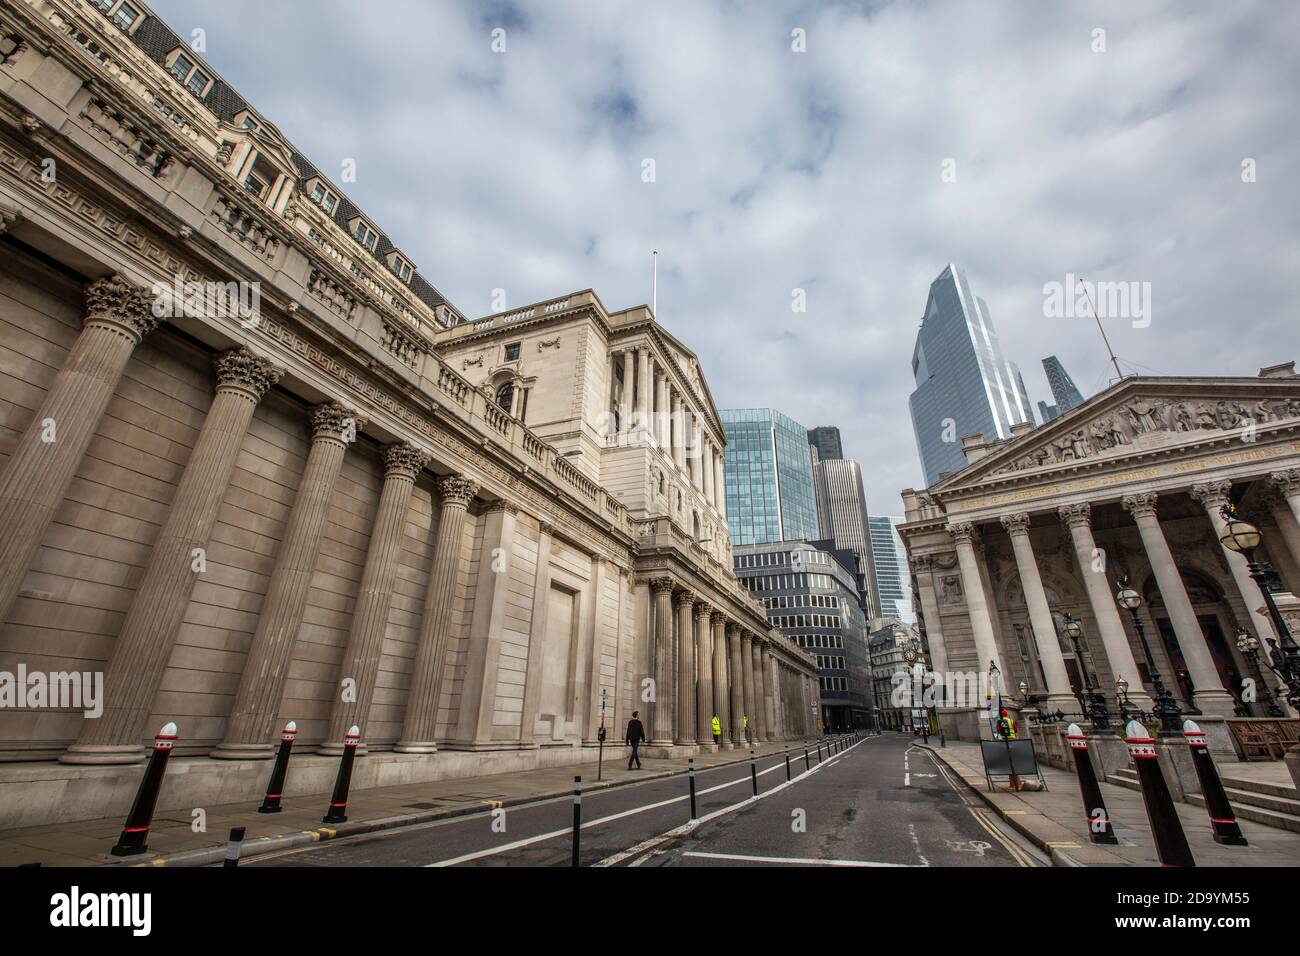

left=85, top=274, right=159, bottom=343
left=214, top=347, right=281, bottom=402
left=946, top=521, right=979, bottom=545
left=1270, top=468, right=1300, bottom=498
left=1121, top=491, right=1160, bottom=519
left=438, top=475, right=479, bottom=508
left=1189, top=480, right=1232, bottom=510
left=310, top=401, right=365, bottom=444
left=1057, top=502, right=1092, bottom=529
left=383, top=442, right=430, bottom=479
left=999, top=512, right=1032, bottom=537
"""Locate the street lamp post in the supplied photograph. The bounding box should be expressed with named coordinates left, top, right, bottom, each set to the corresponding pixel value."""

left=1116, top=676, right=1131, bottom=726
left=1236, top=628, right=1285, bottom=718
left=1116, top=578, right=1183, bottom=736
left=1064, top=614, right=1111, bottom=734
left=1219, top=503, right=1300, bottom=709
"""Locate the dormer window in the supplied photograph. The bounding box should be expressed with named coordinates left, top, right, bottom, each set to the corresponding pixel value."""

left=234, top=110, right=259, bottom=131
left=385, top=252, right=413, bottom=282
left=308, top=180, right=338, bottom=215
left=111, top=2, right=141, bottom=32
left=169, top=53, right=193, bottom=82
left=165, top=48, right=213, bottom=98
left=352, top=219, right=379, bottom=253
left=186, top=67, right=210, bottom=97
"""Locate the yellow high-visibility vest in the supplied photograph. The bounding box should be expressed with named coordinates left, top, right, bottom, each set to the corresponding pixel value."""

left=743, top=715, right=748, bottom=727
left=711, top=716, right=721, bottom=735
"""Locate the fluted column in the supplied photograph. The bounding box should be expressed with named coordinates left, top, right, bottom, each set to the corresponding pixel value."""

left=714, top=452, right=727, bottom=518
left=740, top=631, right=756, bottom=744
left=1122, top=492, right=1236, bottom=716
left=619, top=349, right=634, bottom=434
left=213, top=402, right=368, bottom=758
left=711, top=612, right=730, bottom=748
left=674, top=590, right=696, bottom=745
left=765, top=651, right=780, bottom=739
left=688, top=415, right=702, bottom=489
left=636, top=347, right=650, bottom=434
left=1190, top=480, right=1278, bottom=647
left=694, top=602, right=713, bottom=747
left=751, top=639, right=767, bottom=741
left=671, top=394, right=685, bottom=469
left=1058, top=503, right=1151, bottom=707
left=388, top=476, right=479, bottom=751
left=1000, top=513, right=1076, bottom=711
left=319, top=444, right=428, bottom=754
left=0, top=276, right=158, bottom=624
left=946, top=522, right=1004, bottom=678
left=649, top=578, right=676, bottom=745
left=727, top=623, right=745, bottom=745
left=62, top=347, right=281, bottom=764
left=1269, top=470, right=1300, bottom=566
left=702, top=437, right=715, bottom=505
left=655, top=372, right=668, bottom=447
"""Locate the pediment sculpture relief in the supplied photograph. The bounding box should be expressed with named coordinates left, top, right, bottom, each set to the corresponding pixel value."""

left=998, top=395, right=1300, bottom=474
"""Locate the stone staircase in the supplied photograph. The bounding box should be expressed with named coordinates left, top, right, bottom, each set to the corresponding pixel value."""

left=1107, top=767, right=1300, bottom=834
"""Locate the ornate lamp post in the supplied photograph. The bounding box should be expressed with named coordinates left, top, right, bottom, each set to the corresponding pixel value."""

left=1115, top=579, right=1182, bottom=735
left=1064, top=614, right=1111, bottom=733
left=1116, top=676, right=1132, bottom=725
left=1235, top=628, right=1285, bottom=718
left=1218, top=503, right=1300, bottom=709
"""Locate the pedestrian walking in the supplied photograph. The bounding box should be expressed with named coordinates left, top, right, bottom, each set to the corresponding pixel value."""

left=743, top=713, right=750, bottom=744
left=625, top=710, right=646, bottom=769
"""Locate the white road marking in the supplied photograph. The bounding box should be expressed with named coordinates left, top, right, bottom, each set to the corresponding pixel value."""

left=681, top=851, right=910, bottom=867
left=907, top=822, right=931, bottom=867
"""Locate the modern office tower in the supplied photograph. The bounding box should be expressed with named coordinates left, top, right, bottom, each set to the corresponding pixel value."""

left=1042, top=355, right=1085, bottom=416
left=721, top=409, right=820, bottom=545
left=807, top=426, right=844, bottom=462
left=909, top=264, right=1035, bottom=486
left=811, top=458, right=881, bottom=620
left=868, top=515, right=914, bottom=624
left=1039, top=400, right=1060, bottom=423
left=734, top=540, right=874, bottom=731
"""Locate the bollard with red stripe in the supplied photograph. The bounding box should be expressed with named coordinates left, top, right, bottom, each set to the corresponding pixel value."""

left=1125, top=720, right=1195, bottom=867
left=1183, top=720, right=1247, bottom=846
left=258, top=721, right=298, bottom=814
left=110, top=722, right=178, bottom=857
left=1065, top=723, right=1118, bottom=845
left=322, top=725, right=360, bottom=824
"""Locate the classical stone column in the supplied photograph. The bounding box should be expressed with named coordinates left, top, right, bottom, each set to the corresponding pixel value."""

left=740, top=631, right=756, bottom=744
left=1269, top=470, right=1300, bottom=569
left=702, top=437, right=715, bottom=505
left=213, top=402, right=367, bottom=758
left=714, top=452, right=727, bottom=518
left=1058, top=503, right=1151, bottom=707
left=675, top=590, right=696, bottom=745
left=711, top=612, right=730, bottom=748
left=636, top=347, right=650, bottom=434
left=727, top=623, right=745, bottom=745
left=319, top=443, right=428, bottom=754
left=766, top=651, right=780, bottom=739
left=648, top=578, right=676, bottom=745
left=1190, top=480, right=1278, bottom=647
left=751, top=639, right=767, bottom=741
left=655, top=372, right=669, bottom=447
left=0, top=276, right=158, bottom=624
left=910, top=556, right=950, bottom=696
left=1272, top=469, right=1300, bottom=530
left=1122, top=492, right=1236, bottom=716
left=391, top=474, right=478, bottom=752
left=1000, top=513, right=1076, bottom=711
left=694, top=602, right=713, bottom=748
left=62, top=347, right=281, bottom=764
left=619, top=350, right=634, bottom=434
left=946, top=523, right=1004, bottom=678
left=688, top=415, right=702, bottom=490
left=671, top=394, right=685, bottom=469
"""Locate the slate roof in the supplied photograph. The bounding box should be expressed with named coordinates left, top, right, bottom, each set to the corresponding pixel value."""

left=121, top=5, right=462, bottom=321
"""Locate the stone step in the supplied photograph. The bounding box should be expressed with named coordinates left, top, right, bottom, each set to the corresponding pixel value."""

left=1107, top=767, right=1300, bottom=834
left=1185, top=791, right=1300, bottom=834
left=1219, top=775, right=1299, bottom=801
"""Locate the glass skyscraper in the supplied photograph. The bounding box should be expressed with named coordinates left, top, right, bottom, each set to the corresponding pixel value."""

left=1038, top=355, right=1085, bottom=422
left=909, top=264, right=1034, bottom=486
left=721, top=408, right=819, bottom=545
left=868, top=515, right=913, bottom=624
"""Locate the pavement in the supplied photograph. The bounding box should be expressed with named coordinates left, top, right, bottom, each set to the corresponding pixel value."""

left=0, top=736, right=819, bottom=867
left=919, top=738, right=1300, bottom=866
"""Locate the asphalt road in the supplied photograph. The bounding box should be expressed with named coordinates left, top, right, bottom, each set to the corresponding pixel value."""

left=245, top=733, right=1043, bottom=867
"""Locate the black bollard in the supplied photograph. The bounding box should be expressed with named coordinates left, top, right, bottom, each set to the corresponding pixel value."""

left=749, top=749, right=759, bottom=796
left=804, top=746, right=810, bottom=772
left=223, top=826, right=246, bottom=867
left=110, top=722, right=178, bottom=857
left=258, top=720, right=298, bottom=814
left=816, top=743, right=822, bottom=763
left=784, top=747, right=791, bottom=782
left=1183, top=720, right=1247, bottom=846
left=571, top=775, right=582, bottom=867
left=687, top=759, right=698, bottom=821
left=322, top=725, right=360, bottom=824
left=1065, top=723, right=1118, bottom=845
left=1125, top=720, right=1195, bottom=867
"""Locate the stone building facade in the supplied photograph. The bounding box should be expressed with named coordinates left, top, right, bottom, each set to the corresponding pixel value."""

left=0, top=0, right=815, bottom=826
left=899, top=369, right=1300, bottom=747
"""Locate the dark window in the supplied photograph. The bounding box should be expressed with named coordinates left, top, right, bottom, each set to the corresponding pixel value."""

left=495, top=382, right=514, bottom=413
left=504, top=342, right=521, bottom=362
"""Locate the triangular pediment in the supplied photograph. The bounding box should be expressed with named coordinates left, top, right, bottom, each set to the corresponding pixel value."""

left=928, top=374, right=1300, bottom=492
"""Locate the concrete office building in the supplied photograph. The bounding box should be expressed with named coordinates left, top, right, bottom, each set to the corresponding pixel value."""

left=721, top=408, right=819, bottom=546
left=909, top=264, right=1034, bottom=486
left=734, top=540, right=874, bottom=733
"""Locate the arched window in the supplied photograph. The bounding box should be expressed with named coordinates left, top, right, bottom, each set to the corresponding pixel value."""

left=495, top=382, right=514, bottom=414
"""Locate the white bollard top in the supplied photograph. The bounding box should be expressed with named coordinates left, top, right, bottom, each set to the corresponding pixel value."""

left=1182, top=719, right=1202, bottom=735
left=158, top=721, right=178, bottom=738
left=1124, top=719, right=1149, bottom=740
left=1066, top=723, right=1083, bottom=736
left=284, top=720, right=298, bottom=733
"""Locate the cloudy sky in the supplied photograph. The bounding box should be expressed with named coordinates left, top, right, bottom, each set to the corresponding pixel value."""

left=151, top=0, right=1300, bottom=513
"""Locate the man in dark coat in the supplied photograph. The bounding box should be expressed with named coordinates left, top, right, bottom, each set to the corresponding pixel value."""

left=625, top=710, right=646, bottom=769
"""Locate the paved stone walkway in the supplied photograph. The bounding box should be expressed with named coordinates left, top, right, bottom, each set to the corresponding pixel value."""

left=0, top=738, right=824, bottom=867
left=920, top=739, right=1300, bottom=866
